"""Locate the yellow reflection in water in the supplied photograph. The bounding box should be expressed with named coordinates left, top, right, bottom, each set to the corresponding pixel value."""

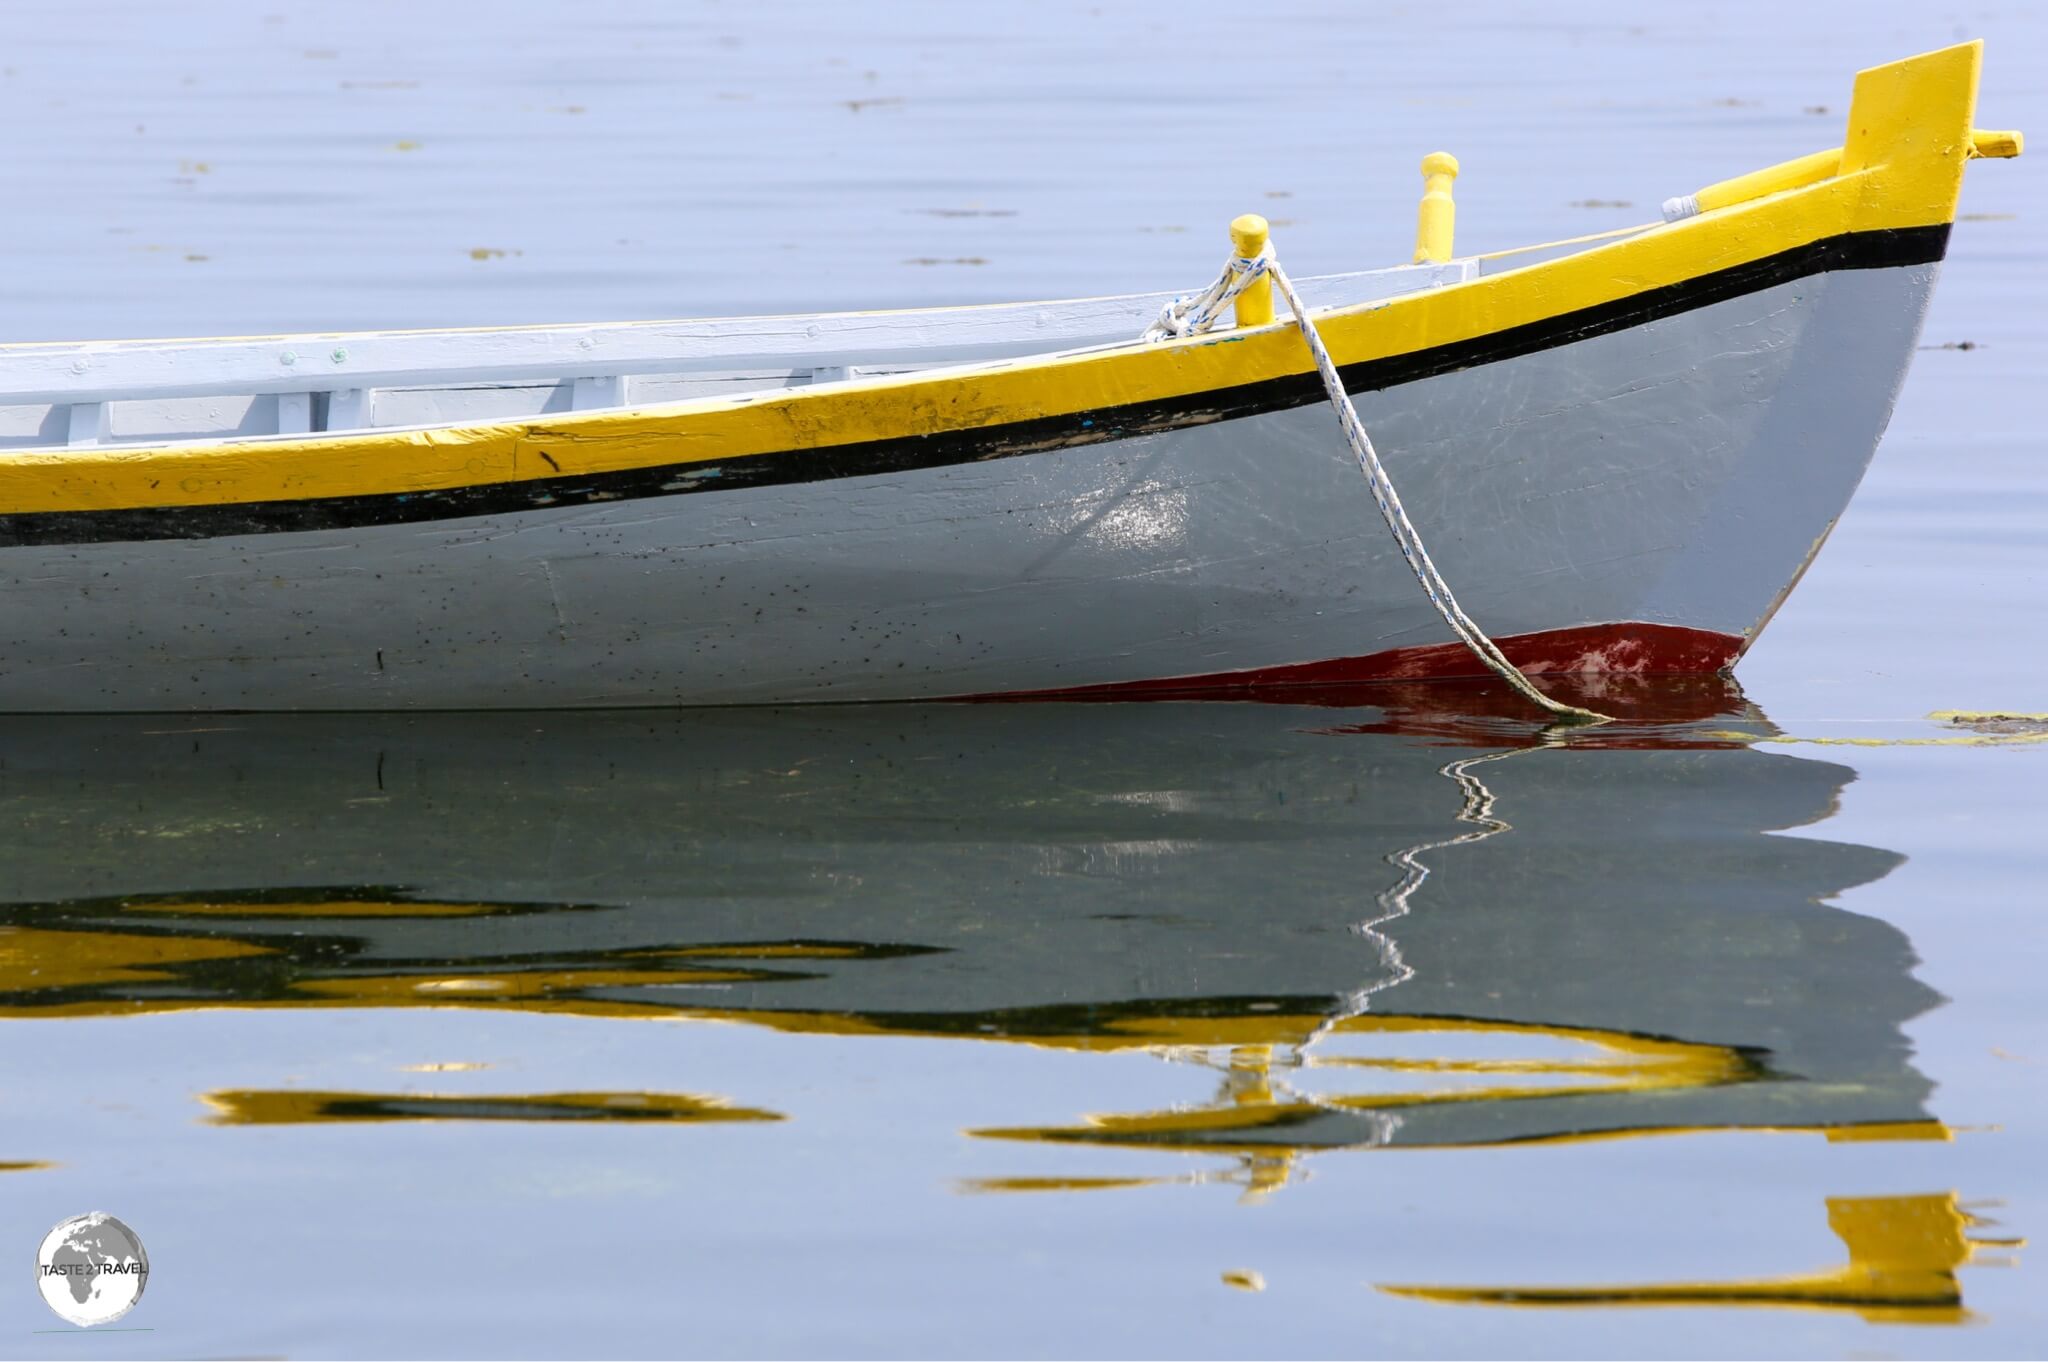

left=961, top=1026, right=1951, bottom=1203
left=1379, top=1193, right=2025, bottom=1325
left=973, top=1018, right=1760, bottom=1149
left=0, top=906, right=939, bottom=1022
left=202, top=1089, right=784, bottom=1126
left=0, top=925, right=272, bottom=1000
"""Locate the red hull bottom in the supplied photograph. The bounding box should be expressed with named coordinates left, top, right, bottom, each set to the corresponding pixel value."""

left=969, top=622, right=1744, bottom=704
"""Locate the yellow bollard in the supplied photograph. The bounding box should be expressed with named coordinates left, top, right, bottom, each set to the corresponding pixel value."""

left=1970, top=128, right=2023, bottom=158
left=1412, top=152, right=1460, bottom=264
left=1228, top=213, right=1274, bottom=327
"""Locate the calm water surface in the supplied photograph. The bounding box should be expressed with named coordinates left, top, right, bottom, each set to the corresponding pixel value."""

left=1, top=1, right=2044, bottom=1356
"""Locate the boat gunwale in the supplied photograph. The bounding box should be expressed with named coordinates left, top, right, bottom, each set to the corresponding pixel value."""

left=0, top=264, right=1465, bottom=449
left=0, top=261, right=1471, bottom=359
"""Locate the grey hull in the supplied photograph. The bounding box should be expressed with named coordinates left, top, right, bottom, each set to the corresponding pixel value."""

left=0, top=265, right=1936, bottom=709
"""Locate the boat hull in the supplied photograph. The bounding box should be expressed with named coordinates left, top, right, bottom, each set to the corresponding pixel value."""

left=0, top=261, right=1936, bottom=710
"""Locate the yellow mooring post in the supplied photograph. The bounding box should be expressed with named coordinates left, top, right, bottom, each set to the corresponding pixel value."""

left=1228, top=213, right=1274, bottom=327
left=1970, top=128, right=2024, bottom=158
left=1412, top=151, right=1460, bottom=263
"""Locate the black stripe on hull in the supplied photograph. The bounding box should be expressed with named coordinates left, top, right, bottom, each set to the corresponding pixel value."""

left=0, top=224, right=1949, bottom=548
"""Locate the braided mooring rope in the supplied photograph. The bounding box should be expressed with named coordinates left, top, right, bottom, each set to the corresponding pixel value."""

left=1145, top=250, right=1609, bottom=724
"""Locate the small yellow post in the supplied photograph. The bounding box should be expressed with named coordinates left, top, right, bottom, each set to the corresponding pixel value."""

left=1969, top=128, right=2024, bottom=158
left=1228, top=213, right=1273, bottom=327
left=1412, top=151, right=1460, bottom=264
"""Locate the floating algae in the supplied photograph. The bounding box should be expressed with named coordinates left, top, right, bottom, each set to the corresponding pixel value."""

left=1702, top=712, right=2048, bottom=748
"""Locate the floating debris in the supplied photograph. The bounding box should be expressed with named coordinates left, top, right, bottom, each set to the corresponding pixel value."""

left=1701, top=711, right=2048, bottom=748
left=1919, top=340, right=1981, bottom=350
left=843, top=96, right=904, bottom=113
left=1223, top=1270, right=1267, bottom=1292
left=901, top=256, right=988, bottom=266
left=1570, top=198, right=1634, bottom=208
left=1933, top=711, right=2048, bottom=737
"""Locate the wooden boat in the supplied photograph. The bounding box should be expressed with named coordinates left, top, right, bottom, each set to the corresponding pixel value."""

left=0, top=44, right=2019, bottom=711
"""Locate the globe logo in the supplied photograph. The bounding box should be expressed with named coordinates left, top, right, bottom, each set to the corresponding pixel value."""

left=35, top=1213, right=148, bottom=1327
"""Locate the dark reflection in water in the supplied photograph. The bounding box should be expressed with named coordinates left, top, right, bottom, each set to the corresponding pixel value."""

left=0, top=679, right=2016, bottom=1327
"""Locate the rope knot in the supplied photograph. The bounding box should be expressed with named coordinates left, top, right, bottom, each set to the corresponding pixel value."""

left=1142, top=249, right=1274, bottom=342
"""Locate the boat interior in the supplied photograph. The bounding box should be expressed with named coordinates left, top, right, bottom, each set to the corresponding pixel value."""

left=0, top=254, right=1500, bottom=453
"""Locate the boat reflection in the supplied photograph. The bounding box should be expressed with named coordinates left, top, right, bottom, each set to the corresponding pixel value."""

left=202, top=1089, right=783, bottom=1126
left=0, top=682, right=1968, bottom=1202
left=1380, top=1193, right=2025, bottom=1325
left=0, top=683, right=1934, bottom=1103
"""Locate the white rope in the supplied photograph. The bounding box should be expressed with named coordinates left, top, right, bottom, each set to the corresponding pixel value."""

left=1146, top=249, right=1609, bottom=725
